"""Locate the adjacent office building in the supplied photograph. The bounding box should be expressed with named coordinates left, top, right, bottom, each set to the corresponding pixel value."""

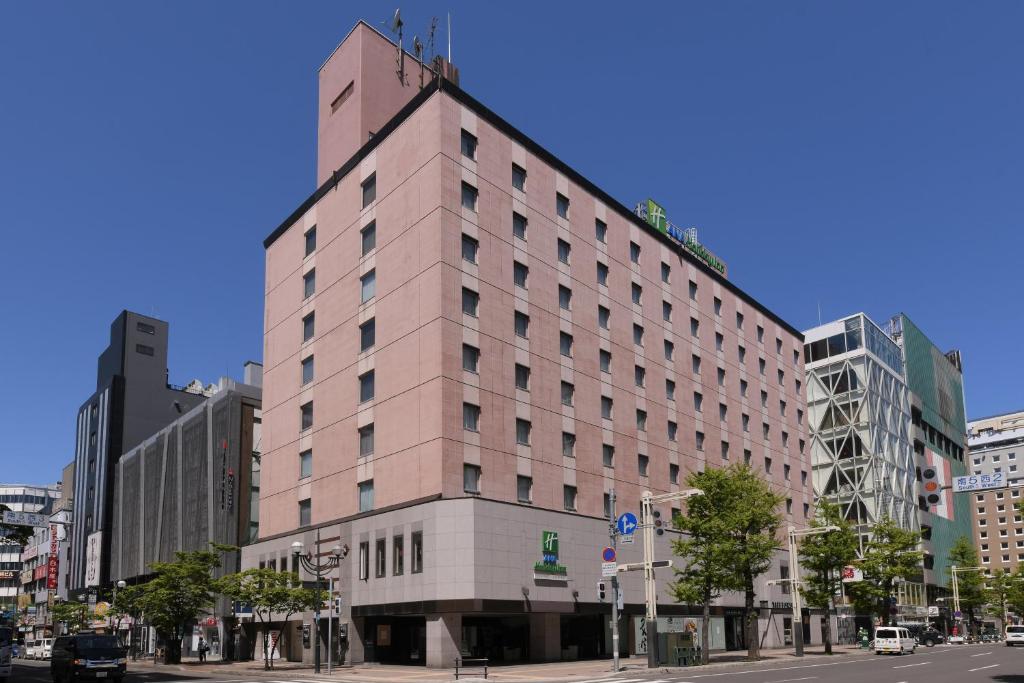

left=0, top=484, right=62, bottom=623
left=967, top=410, right=1024, bottom=573
left=69, top=311, right=210, bottom=594
left=243, top=21, right=812, bottom=667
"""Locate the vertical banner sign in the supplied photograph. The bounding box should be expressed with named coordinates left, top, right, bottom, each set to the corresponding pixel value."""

left=47, top=524, right=59, bottom=589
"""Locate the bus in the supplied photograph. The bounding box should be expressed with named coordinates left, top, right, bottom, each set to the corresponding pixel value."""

left=0, top=626, right=13, bottom=682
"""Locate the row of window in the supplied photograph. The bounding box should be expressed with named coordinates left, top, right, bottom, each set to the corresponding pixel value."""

left=973, top=451, right=1017, bottom=465
left=978, top=527, right=1024, bottom=539
left=976, top=514, right=1023, bottom=527
left=357, top=531, right=424, bottom=579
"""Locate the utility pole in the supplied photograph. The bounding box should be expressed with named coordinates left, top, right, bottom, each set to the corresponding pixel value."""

left=609, top=490, right=620, bottom=673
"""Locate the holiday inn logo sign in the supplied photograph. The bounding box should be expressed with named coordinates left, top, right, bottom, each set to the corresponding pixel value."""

left=634, top=198, right=728, bottom=277
left=534, top=530, right=568, bottom=576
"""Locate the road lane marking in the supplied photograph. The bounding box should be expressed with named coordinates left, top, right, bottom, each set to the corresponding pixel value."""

left=764, top=677, right=818, bottom=683
left=968, top=664, right=999, bottom=672
left=893, top=662, right=930, bottom=669
left=969, top=651, right=992, bottom=657
left=686, top=659, right=876, bottom=678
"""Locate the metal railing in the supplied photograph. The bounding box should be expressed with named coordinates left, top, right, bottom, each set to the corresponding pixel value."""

left=454, top=657, right=488, bottom=679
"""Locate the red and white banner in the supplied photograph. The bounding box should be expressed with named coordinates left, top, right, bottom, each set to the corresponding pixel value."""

left=46, top=523, right=59, bottom=589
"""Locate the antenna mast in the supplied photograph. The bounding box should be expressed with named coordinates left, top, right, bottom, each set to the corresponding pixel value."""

left=447, top=12, right=452, bottom=63
left=390, top=9, right=405, bottom=83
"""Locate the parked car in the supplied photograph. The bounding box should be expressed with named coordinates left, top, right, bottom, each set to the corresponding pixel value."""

left=875, top=626, right=917, bottom=655
left=1006, top=625, right=1024, bottom=647
left=916, top=628, right=944, bottom=647
left=51, top=634, right=126, bottom=682
left=25, top=640, right=38, bottom=660
left=38, top=638, right=54, bottom=660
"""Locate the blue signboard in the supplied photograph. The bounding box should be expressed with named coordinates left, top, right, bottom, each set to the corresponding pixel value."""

left=616, top=512, right=638, bottom=536
left=602, top=547, right=616, bottom=562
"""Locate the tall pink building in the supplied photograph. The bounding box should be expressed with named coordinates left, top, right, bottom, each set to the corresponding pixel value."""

left=244, top=21, right=815, bottom=667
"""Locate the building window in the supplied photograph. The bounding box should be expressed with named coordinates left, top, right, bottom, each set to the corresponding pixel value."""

left=740, top=379, right=748, bottom=397
left=360, top=269, right=376, bottom=303
left=360, top=318, right=375, bottom=352
left=557, top=238, right=571, bottom=264
left=562, top=432, right=576, bottom=457
left=604, top=493, right=612, bottom=518
left=515, top=363, right=530, bottom=391
left=784, top=464, right=791, bottom=480
left=633, top=324, right=644, bottom=346
left=460, top=129, right=478, bottom=159
left=738, top=345, right=746, bottom=362
left=721, top=441, right=730, bottom=460
left=689, top=280, right=698, bottom=300
left=717, top=367, right=726, bottom=386
left=299, top=450, right=312, bottom=478
left=759, top=358, right=766, bottom=375
left=462, top=344, right=480, bottom=373
left=304, top=226, right=317, bottom=256
left=303, top=270, right=316, bottom=299
left=603, top=444, right=615, bottom=467
left=513, top=261, right=528, bottom=289
left=757, top=325, right=764, bottom=343
left=361, top=221, right=376, bottom=255
left=663, top=301, right=673, bottom=322
left=764, top=457, right=773, bottom=474
left=556, top=192, right=570, bottom=219
left=359, top=370, right=375, bottom=402
left=670, top=463, right=680, bottom=484
left=357, top=541, right=369, bottom=579
left=666, top=379, right=676, bottom=401
left=411, top=531, right=423, bottom=573
left=136, top=344, right=154, bottom=356
left=635, top=365, right=646, bottom=388
left=359, top=424, right=374, bottom=457
left=462, top=234, right=479, bottom=263
left=563, top=485, right=577, bottom=511
left=661, top=262, right=671, bottom=283
left=464, top=464, right=481, bottom=493
left=692, top=354, right=702, bottom=375
left=601, top=396, right=613, bottom=419
left=137, top=321, right=156, bottom=335
left=664, top=339, right=674, bottom=361
left=596, top=219, right=607, bottom=243
left=393, top=535, right=404, bottom=576
left=692, top=391, right=704, bottom=413
left=736, top=311, right=744, bottom=329
left=742, top=413, right=750, bottom=432
left=462, top=287, right=479, bottom=316
left=780, top=400, right=787, bottom=417
left=632, top=282, right=643, bottom=305
left=303, top=312, right=315, bottom=342
left=561, top=380, right=574, bottom=406
left=361, top=174, right=376, bottom=208
left=512, top=211, right=528, bottom=240
left=517, top=475, right=533, bottom=503
left=463, top=403, right=480, bottom=431
left=776, top=338, right=783, bottom=354
left=461, top=182, right=478, bottom=211
left=719, top=403, right=728, bottom=421
left=597, top=262, right=609, bottom=286
left=514, top=311, right=529, bottom=338
left=516, top=419, right=532, bottom=446
left=668, top=420, right=678, bottom=441
left=713, top=297, right=722, bottom=316
left=560, top=332, right=573, bottom=357
left=636, top=409, right=647, bottom=431
left=300, top=401, right=313, bottom=431
left=298, top=498, right=311, bottom=527
left=715, top=332, right=723, bottom=351
left=778, top=369, right=785, bottom=386
left=301, top=355, right=314, bottom=385
left=512, top=164, right=526, bottom=191
left=690, top=317, right=700, bottom=338
left=358, top=480, right=374, bottom=512
left=744, top=449, right=752, bottom=465
left=762, top=422, right=770, bottom=440
left=375, top=538, right=386, bottom=578
left=761, top=390, right=768, bottom=408
left=600, top=349, right=612, bottom=373
left=695, top=431, right=705, bottom=451
left=559, top=285, right=572, bottom=310
left=599, top=305, right=610, bottom=329
left=629, top=241, right=641, bottom=264
left=638, top=453, right=650, bottom=476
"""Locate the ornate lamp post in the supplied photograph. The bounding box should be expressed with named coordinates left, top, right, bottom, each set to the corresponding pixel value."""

left=291, top=530, right=347, bottom=674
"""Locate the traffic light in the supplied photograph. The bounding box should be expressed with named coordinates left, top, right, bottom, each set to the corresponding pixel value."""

left=597, top=581, right=607, bottom=602
left=922, top=466, right=941, bottom=506
left=653, top=509, right=664, bottom=536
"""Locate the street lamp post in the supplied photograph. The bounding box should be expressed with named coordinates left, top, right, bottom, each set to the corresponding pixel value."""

left=786, top=525, right=840, bottom=657
left=291, top=529, right=347, bottom=675
left=113, top=580, right=126, bottom=645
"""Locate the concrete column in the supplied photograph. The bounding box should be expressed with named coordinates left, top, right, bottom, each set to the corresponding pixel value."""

left=529, top=613, right=561, bottom=662
left=347, top=616, right=366, bottom=665
left=426, top=613, right=461, bottom=668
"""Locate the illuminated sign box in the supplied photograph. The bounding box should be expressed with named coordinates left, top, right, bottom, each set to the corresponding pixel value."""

left=634, top=199, right=728, bottom=277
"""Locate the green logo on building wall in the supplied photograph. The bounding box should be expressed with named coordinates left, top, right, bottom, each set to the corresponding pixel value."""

left=534, top=530, right=567, bottom=576
left=634, top=198, right=728, bottom=277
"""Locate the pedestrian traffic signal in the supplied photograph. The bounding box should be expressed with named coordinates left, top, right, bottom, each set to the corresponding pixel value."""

left=597, top=581, right=607, bottom=602
left=653, top=509, right=664, bottom=536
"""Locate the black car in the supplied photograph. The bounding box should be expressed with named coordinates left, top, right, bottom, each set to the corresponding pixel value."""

left=916, top=627, right=945, bottom=647
left=51, top=634, right=126, bottom=682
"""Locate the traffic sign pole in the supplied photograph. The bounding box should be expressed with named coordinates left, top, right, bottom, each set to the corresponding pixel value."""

left=608, top=490, right=620, bottom=673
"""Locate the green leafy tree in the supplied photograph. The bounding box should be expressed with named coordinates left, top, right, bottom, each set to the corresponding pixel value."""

left=139, top=546, right=232, bottom=663
left=947, top=536, right=984, bottom=635
left=0, top=504, right=32, bottom=547
left=984, top=569, right=1015, bottom=627
left=844, top=517, right=922, bottom=626
left=110, top=584, right=146, bottom=654
left=216, top=568, right=325, bottom=669
left=797, top=501, right=859, bottom=654
left=669, top=468, right=741, bottom=664
left=1008, top=567, right=1024, bottom=616
left=52, top=601, right=90, bottom=634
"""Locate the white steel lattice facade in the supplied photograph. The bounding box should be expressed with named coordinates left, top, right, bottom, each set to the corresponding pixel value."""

left=803, top=314, right=917, bottom=553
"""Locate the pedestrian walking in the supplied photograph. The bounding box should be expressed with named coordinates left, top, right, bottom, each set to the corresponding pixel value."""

left=198, top=636, right=208, bottom=663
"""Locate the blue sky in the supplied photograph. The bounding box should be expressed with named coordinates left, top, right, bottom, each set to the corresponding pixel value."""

left=1, top=2, right=1022, bottom=484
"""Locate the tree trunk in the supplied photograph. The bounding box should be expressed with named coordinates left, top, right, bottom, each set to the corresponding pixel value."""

left=163, top=630, right=182, bottom=664
left=745, top=569, right=759, bottom=661
left=262, top=628, right=270, bottom=670
left=701, top=592, right=711, bottom=665
left=823, top=598, right=833, bottom=655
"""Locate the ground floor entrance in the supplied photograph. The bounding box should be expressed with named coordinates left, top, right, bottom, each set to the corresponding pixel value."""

left=363, top=616, right=426, bottom=665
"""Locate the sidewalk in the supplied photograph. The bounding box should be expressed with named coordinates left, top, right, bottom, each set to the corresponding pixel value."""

left=128, top=644, right=870, bottom=682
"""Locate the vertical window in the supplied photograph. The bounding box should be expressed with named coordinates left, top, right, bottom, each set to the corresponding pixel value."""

left=463, top=403, right=481, bottom=431
left=558, top=285, right=572, bottom=310
left=301, top=355, right=314, bottom=385
left=600, top=349, right=612, bottom=373
left=693, top=392, right=703, bottom=412
left=744, top=449, right=752, bottom=465
left=359, top=542, right=369, bottom=579
left=695, top=431, right=705, bottom=451
left=598, top=305, right=610, bottom=329
left=563, top=485, right=577, bottom=511
left=717, top=367, right=726, bottom=386
left=633, top=324, right=644, bottom=346
left=360, top=269, right=376, bottom=303
left=714, top=297, right=722, bottom=316
left=661, top=262, right=671, bottom=283
left=561, top=381, right=574, bottom=406
left=740, top=379, right=748, bottom=397
left=359, top=424, right=374, bottom=457
left=462, top=344, right=480, bottom=373
left=516, top=419, right=532, bottom=445
left=757, top=325, right=765, bottom=343
left=736, top=311, right=744, bottom=329
left=303, top=269, right=316, bottom=299
left=636, top=409, right=647, bottom=431
left=303, top=312, right=315, bottom=342
left=463, top=464, right=481, bottom=493
left=556, top=192, right=570, bottom=219
left=460, top=129, right=478, bottom=159
left=721, top=441, right=730, bottom=459
left=663, top=301, right=673, bottom=322
left=634, top=365, right=646, bottom=387
left=664, top=339, right=675, bottom=360
left=762, top=422, right=770, bottom=439
left=512, top=164, right=526, bottom=191
left=764, top=457, right=772, bottom=474
left=411, top=531, right=423, bottom=573
left=689, top=280, right=698, bottom=300
left=629, top=241, right=641, bottom=264
left=690, top=317, right=700, bottom=338
left=670, top=463, right=680, bottom=484
left=780, top=400, right=787, bottom=417
left=359, top=480, right=374, bottom=512
left=604, top=493, right=612, bottom=518
left=361, top=221, right=376, bottom=255
left=359, top=370, right=375, bottom=402
left=666, top=379, right=676, bottom=401
left=375, top=538, right=386, bottom=578
left=562, top=432, right=576, bottom=457
left=515, top=363, right=530, bottom=391
left=512, top=212, right=528, bottom=240
left=668, top=421, right=678, bottom=441
left=393, top=535, right=404, bottom=576
left=597, top=262, right=609, bottom=286
left=560, top=332, right=573, bottom=357
left=462, top=287, right=479, bottom=316
left=759, top=358, right=766, bottom=375
left=601, top=395, right=613, bottom=419
left=514, top=261, right=528, bottom=288
left=738, top=345, right=746, bottom=362
left=603, top=444, right=615, bottom=467
left=638, top=453, right=649, bottom=476
left=761, top=390, right=768, bottom=408
left=304, top=225, right=316, bottom=257
left=776, top=338, right=783, bottom=354
left=299, top=450, right=312, bottom=478
left=778, top=369, right=785, bottom=386
left=557, top=238, right=571, bottom=264
left=360, top=318, right=375, bottom=352
left=300, top=401, right=313, bottom=431
left=517, top=475, right=533, bottom=503
left=784, top=464, right=791, bottom=480
left=461, top=182, right=478, bottom=211
left=715, top=333, right=724, bottom=351
left=462, top=234, right=479, bottom=263
left=692, top=354, right=701, bottom=374
left=514, top=311, right=530, bottom=338
left=719, top=403, right=728, bottom=421
left=742, top=413, right=750, bottom=432
left=595, top=219, right=607, bottom=243
left=361, top=174, right=376, bottom=208
left=298, top=499, right=311, bottom=527
left=631, top=282, right=643, bottom=305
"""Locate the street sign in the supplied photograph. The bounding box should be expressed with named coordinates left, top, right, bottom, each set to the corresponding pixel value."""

left=953, top=473, right=1005, bottom=493
left=602, top=561, right=618, bottom=577
left=927, top=606, right=939, bottom=617
left=616, top=512, right=638, bottom=536
left=618, top=560, right=672, bottom=572
left=602, top=547, right=616, bottom=562
left=621, top=534, right=634, bottom=544
left=2, top=511, right=48, bottom=527
left=954, top=610, right=963, bottom=619
left=841, top=566, right=863, bottom=583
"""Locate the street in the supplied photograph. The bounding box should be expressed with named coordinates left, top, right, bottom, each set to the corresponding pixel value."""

left=7, top=644, right=1023, bottom=683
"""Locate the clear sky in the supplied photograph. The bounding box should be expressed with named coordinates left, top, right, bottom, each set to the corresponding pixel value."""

left=1, top=2, right=1022, bottom=485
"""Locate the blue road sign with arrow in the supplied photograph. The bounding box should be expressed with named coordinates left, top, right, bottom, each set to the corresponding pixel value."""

left=616, top=512, right=638, bottom=536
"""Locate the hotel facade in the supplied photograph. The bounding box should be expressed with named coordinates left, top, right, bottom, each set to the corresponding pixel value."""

left=243, top=22, right=814, bottom=666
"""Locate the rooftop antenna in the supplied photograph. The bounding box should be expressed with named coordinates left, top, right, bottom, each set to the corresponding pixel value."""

left=413, top=35, right=425, bottom=87
left=390, top=9, right=405, bottom=83
left=447, top=12, right=452, bottom=63
left=427, top=17, right=438, bottom=63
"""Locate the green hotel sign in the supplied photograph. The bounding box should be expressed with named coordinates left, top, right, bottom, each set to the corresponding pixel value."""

left=634, top=198, right=728, bottom=277
left=534, top=530, right=568, bottom=576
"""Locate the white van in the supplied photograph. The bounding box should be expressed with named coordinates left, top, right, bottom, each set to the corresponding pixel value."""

left=1007, top=624, right=1024, bottom=646
left=38, top=638, right=53, bottom=660
left=875, top=627, right=916, bottom=655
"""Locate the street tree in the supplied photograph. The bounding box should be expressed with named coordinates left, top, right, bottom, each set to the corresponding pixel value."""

left=52, top=601, right=90, bottom=634
left=109, top=584, right=146, bottom=654
left=947, top=535, right=985, bottom=635
left=1009, top=567, right=1024, bottom=616
left=139, top=545, right=233, bottom=663
left=797, top=501, right=859, bottom=654
left=983, top=569, right=1014, bottom=627
left=844, top=517, right=922, bottom=626
left=216, top=568, right=324, bottom=669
